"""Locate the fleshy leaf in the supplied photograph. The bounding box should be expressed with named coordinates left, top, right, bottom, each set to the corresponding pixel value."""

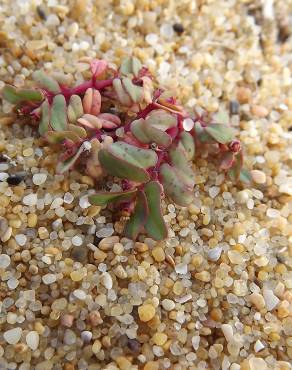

left=178, top=132, right=195, bottom=160
left=146, top=109, right=177, bottom=131
left=205, top=124, right=235, bottom=144
left=120, top=57, right=142, bottom=77
left=2, top=85, right=43, bottom=104
left=99, top=149, right=150, bottom=183
left=32, top=70, right=61, bottom=94
left=39, top=100, right=50, bottom=136
left=124, top=190, right=148, bottom=240
left=67, top=124, right=87, bottom=138
left=131, top=118, right=172, bottom=148
left=220, top=151, right=235, bottom=170
left=50, top=94, right=67, bottom=131
left=57, top=142, right=88, bottom=174
left=97, top=113, right=121, bottom=129
left=169, top=146, right=194, bottom=188
left=89, top=189, right=137, bottom=207
left=108, top=142, right=158, bottom=169
left=46, top=130, right=81, bottom=144
left=160, top=163, right=193, bottom=206
left=77, top=114, right=102, bottom=129
left=67, top=95, right=84, bottom=123
left=144, top=181, right=168, bottom=241
left=122, top=78, right=143, bottom=103
left=90, top=59, right=107, bottom=77
left=239, top=168, right=252, bottom=183
left=83, top=88, right=101, bottom=116
left=212, top=109, right=229, bottom=125
left=227, top=152, right=243, bottom=181
left=194, top=122, right=216, bottom=143
left=113, top=78, right=132, bottom=106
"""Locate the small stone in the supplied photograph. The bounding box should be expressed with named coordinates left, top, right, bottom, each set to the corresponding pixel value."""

left=195, top=271, right=211, bottom=282
left=73, top=289, right=87, bottom=300
left=251, top=170, right=266, bottom=184
left=101, top=272, right=113, bottom=290
left=173, top=23, right=184, bottom=34
left=38, top=227, right=49, bottom=239
left=182, top=118, right=194, bottom=131
left=233, top=280, right=248, bottom=296
left=152, top=332, right=168, bottom=346
left=26, top=331, right=39, bottom=350
left=162, top=299, right=175, bottom=311
left=228, top=250, right=245, bottom=264
left=61, top=314, right=74, bottom=327
left=0, top=254, right=10, bottom=268
left=64, top=329, right=76, bottom=345
left=251, top=105, right=269, bottom=118
left=145, top=33, right=158, bottom=45
left=26, top=40, right=47, bottom=50
left=42, top=273, right=57, bottom=285
left=32, top=173, right=47, bottom=185
left=138, top=304, right=156, bottom=322
left=81, top=331, right=92, bottom=343
left=71, top=245, right=88, bottom=262
left=249, top=293, right=265, bottom=310
left=15, top=234, right=27, bottom=246
left=207, top=246, right=222, bottom=261
left=249, top=357, right=268, bottom=370
left=7, top=174, right=24, bottom=185
left=175, top=263, right=188, bottom=275
left=254, top=340, right=265, bottom=353
left=99, top=236, right=119, bottom=250
left=209, top=186, right=220, bottom=198
left=23, top=193, right=38, bottom=206
left=236, top=87, right=251, bottom=104
left=221, top=324, right=233, bottom=342
left=1, top=226, right=12, bottom=242
left=152, top=246, right=165, bottom=262
left=263, top=289, right=280, bottom=311
left=4, top=327, right=22, bottom=344
left=72, top=235, right=83, bottom=246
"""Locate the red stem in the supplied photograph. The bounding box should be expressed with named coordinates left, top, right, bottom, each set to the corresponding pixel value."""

left=60, top=79, right=113, bottom=99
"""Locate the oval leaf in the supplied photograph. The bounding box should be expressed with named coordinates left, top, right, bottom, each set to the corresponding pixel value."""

left=120, top=57, right=142, bottom=77
left=169, top=146, right=194, bottom=188
left=146, top=109, right=177, bottom=131
left=50, top=94, right=67, bottom=131
left=32, top=70, right=61, bottom=94
left=113, top=78, right=132, bottom=106
left=144, top=181, right=168, bottom=241
left=67, top=124, right=87, bottom=138
left=122, top=77, right=143, bottom=103
left=68, top=95, right=84, bottom=123
left=205, top=124, right=235, bottom=144
left=89, top=189, right=137, bottom=207
left=46, top=130, right=81, bottom=144
left=57, top=142, right=88, bottom=174
left=39, top=100, right=50, bottom=136
left=178, top=131, right=195, bottom=160
left=131, top=119, right=172, bottom=148
left=2, top=85, right=43, bottom=104
left=124, top=190, right=148, bottom=240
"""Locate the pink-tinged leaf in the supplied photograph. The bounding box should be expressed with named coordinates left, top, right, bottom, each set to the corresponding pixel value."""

left=131, top=118, right=172, bottom=148
left=50, top=94, right=67, bottom=131
left=2, top=85, right=43, bottom=104
left=239, top=168, right=252, bottom=183
left=156, top=99, right=184, bottom=114
left=160, top=163, right=193, bottom=207
left=113, top=78, right=132, bottom=106
left=90, top=59, right=108, bottom=77
left=89, top=188, right=137, bottom=207
left=123, top=132, right=149, bottom=148
left=46, top=130, right=81, bottom=144
left=120, top=57, right=142, bottom=77
left=39, top=100, right=50, bottom=136
left=146, top=109, right=177, bottom=131
left=108, top=142, right=158, bottom=169
left=67, top=95, right=84, bottom=123
left=144, top=181, right=168, bottom=241
left=142, top=76, right=153, bottom=104
left=220, top=151, right=235, bottom=170
left=77, top=114, right=102, bottom=129
left=99, top=149, right=150, bottom=183
left=169, top=146, right=194, bottom=188
left=178, top=131, right=195, bottom=160
left=32, top=70, right=61, bottom=94
left=97, top=113, right=121, bottom=129
left=227, top=152, right=243, bottom=181
left=67, top=124, right=87, bottom=138
left=205, top=123, right=235, bottom=144
left=83, top=88, right=101, bottom=115
left=124, top=190, right=148, bottom=240
left=122, top=77, right=143, bottom=103
left=57, top=142, right=87, bottom=174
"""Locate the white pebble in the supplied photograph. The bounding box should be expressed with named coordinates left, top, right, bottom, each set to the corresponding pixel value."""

left=251, top=170, right=266, bottom=184
left=209, top=186, right=220, bottom=199
left=221, top=324, right=233, bottom=342
left=160, top=23, right=174, bottom=39
left=4, top=327, right=22, bottom=344
left=15, top=234, right=27, bottom=246
left=7, top=277, right=19, bottom=289
left=266, top=208, right=280, bottom=218
left=254, top=339, right=265, bottom=353
left=64, top=192, right=74, bottom=204
left=175, top=263, right=188, bottom=275
left=50, top=197, right=63, bottom=209
left=23, top=193, right=38, bottom=206
left=162, top=299, right=175, bottom=311
left=145, top=33, right=158, bottom=45
left=26, top=331, right=39, bottom=350
left=101, top=272, right=113, bottom=290
left=0, top=172, right=9, bottom=181
left=79, top=195, right=91, bottom=209
left=0, top=254, right=11, bottom=268
left=72, top=235, right=83, bottom=246
left=81, top=330, right=92, bottom=343
left=42, top=273, right=57, bottom=285
left=191, top=335, right=200, bottom=350
left=207, top=246, right=222, bottom=261
left=32, top=173, right=47, bottom=186
left=263, top=289, right=280, bottom=311
left=73, top=289, right=87, bottom=300
left=182, top=118, right=194, bottom=131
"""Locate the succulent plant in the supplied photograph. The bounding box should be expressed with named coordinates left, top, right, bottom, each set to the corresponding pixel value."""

left=1, top=57, right=251, bottom=240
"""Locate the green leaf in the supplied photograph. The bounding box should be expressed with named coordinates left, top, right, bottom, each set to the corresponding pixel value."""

left=2, top=85, right=43, bottom=104
left=227, top=152, right=243, bottom=181
left=239, top=168, right=252, bottom=183
left=144, top=181, right=168, bottom=241
left=205, top=124, right=235, bottom=144
left=160, top=163, right=193, bottom=207
left=169, top=146, right=194, bottom=188
left=57, top=143, right=86, bottom=174
left=32, top=70, right=61, bottom=94
left=67, top=95, right=84, bottom=123
left=120, top=57, right=142, bottom=77
left=212, top=109, right=229, bottom=125
left=89, top=189, right=137, bottom=207
left=39, top=100, right=50, bottom=136
left=109, top=142, right=158, bottom=169
left=220, top=151, right=235, bottom=170
left=46, top=130, right=81, bottom=144
left=146, top=109, right=177, bottom=131
left=122, top=78, right=143, bottom=103
left=178, top=132, right=195, bottom=160
left=99, top=149, right=150, bottom=183
left=124, top=190, right=148, bottom=240
left=50, top=94, right=67, bottom=131
left=67, top=124, right=87, bottom=138
left=131, top=118, right=172, bottom=148
left=113, top=78, right=132, bottom=106
left=194, top=122, right=215, bottom=143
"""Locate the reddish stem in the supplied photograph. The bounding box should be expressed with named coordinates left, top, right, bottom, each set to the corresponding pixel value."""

left=60, top=79, right=113, bottom=99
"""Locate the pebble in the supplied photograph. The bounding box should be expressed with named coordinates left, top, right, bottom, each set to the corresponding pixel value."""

left=23, top=193, right=38, bottom=206
left=73, top=289, right=87, bottom=300
left=72, top=235, right=83, bottom=246
left=64, top=329, right=76, bottom=345
left=153, top=332, right=168, bottom=346
left=221, top=324, right=233, bottom=342
left=228, top=250, right=245, bottom=265
left=15, top=233, right=27, bottom=246
left=249, top=357, right=268, bottom=370
left=236, top=87, right=251, bottom=104
left=209, top=186, right=220, bottom=198
left=173, top=23, right=185, bottom=34
left=249, top=293, right=266, bottom=310
left=61, top=314, right=74, bottom=327
left=195, top=271, right=211, bottom=282
left=7, top=174, right=24, bottom=185
left=0, top=254, right=10, bottom=268
left=251, top=170, right=266, bottom=184
left=32, top=173, right=47, bottom=185
left=26, top=40, right=47, bottom=50
left=101, top=272, right=113, bottom=290
left=138, top=304, right=156, bottom=322
left=263, top=289, right=280, bottom=311
left=207, top=246, right=222, bottom=261
left=162, top=299, right=175, bottom=311
left=3, top=327, right=22, bottom=344
left=152, top=246, right=165, bottom=262
left=81, top=330, right=93, bottom=343
left=251, top=105, right=269, bottom=118
left=26, top=331, right=39, bottom=350
left=254, top=340, right=265, bottom=353
left=175, top=263, right=188, bottom=275
left=42, top=273, right=57, bottom=285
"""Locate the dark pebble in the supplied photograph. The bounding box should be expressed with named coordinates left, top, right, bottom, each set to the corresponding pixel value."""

left=71, top=245, right=88, bottom=263
left=127, top=338, right=141, bottom=353
left=288, top=127, right=292, bottom=132
left=173, top=23, right=184, bottom=35
left=0, top=154, right=8, bottom=163
left=229, top=100, right=240, bottom=115
left=7, top=175, right=24, bottom=186
left=36, top=5, right=47, bottom=20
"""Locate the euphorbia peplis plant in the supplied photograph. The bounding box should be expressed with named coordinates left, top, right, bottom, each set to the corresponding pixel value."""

left=1, top=57, right=250, bottom=240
